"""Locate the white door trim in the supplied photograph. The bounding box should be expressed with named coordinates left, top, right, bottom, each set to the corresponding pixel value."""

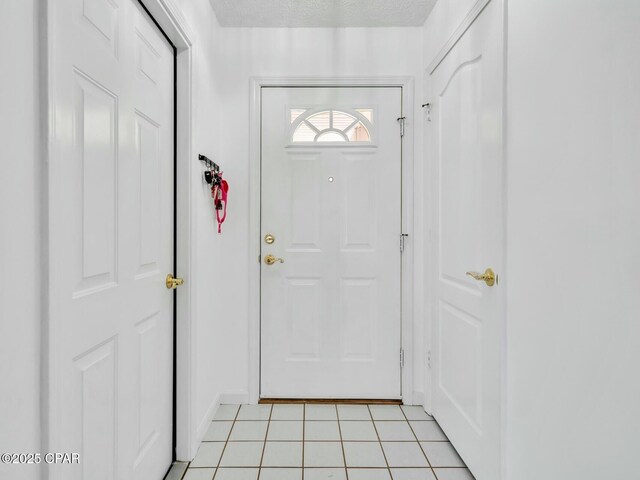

left=248, top=76, right=416, bottom=404
left=426, top=0, right=493, bottom=75
left=44, top=0, right=199, bottom=465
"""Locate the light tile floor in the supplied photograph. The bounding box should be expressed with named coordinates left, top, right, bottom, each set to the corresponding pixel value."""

left=171, top=404, right=475, bottom=480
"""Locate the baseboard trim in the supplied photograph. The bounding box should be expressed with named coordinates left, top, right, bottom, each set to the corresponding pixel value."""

left=220, top=392, right=249, bottom=405
left=412, top=390, right=425, bottom=407
left=191, top=394, right=220, bottom=457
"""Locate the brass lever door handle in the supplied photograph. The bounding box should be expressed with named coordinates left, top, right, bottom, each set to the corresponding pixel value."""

left=466, top=268, right=497, bottom=287
left=166, top=273, right=184, bottom=289
left=264, top=254, right=284, bottom=265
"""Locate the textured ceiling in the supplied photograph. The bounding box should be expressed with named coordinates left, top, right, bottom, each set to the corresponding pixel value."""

left=209, top=0, right=437, bottom=27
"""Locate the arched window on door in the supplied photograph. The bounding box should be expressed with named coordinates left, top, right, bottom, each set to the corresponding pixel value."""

left=290, top=108, right=374, bottom=144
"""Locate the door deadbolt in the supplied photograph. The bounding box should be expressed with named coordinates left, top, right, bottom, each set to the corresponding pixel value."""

left=264, top=234, right=275, bottom=244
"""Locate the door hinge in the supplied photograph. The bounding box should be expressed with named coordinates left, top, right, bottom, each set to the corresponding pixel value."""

left=400, top=348, right=405, bottom=368
left=397, top=116, right=406, bottom=137
left=427, top=350, right=431, bottom=369
left=400, top=233, right=409, bottom=253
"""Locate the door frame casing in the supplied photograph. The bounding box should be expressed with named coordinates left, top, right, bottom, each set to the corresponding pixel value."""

left=248, top=77, right=416, bottom=404
left=43, top=0, right=199, bottom=468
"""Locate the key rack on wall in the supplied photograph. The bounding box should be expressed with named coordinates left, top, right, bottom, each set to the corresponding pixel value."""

left=198, top=153, right=220, bottom=172
left=199, top=153, right=228, bottom=233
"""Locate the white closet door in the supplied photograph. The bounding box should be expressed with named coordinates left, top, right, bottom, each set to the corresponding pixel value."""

left=428, top=0, right=505, bottom=478
left=48, top=0, right=175, bottom=478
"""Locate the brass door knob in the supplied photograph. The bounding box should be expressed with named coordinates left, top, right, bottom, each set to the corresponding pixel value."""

left=166, top=273, right=184, bottom=289
left=465, top=268, right=497, bottom=287
left=264, top=254, right=284, bottom=265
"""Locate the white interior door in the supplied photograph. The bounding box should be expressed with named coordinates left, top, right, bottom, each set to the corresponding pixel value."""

left=428, top=1, right=504, bottom=478
left=261, top=87, right=403, bottom=399
left=48, top=0, right=175, bottom=478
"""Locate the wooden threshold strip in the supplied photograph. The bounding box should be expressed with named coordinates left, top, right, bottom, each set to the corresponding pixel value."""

left=259, top=398, right=402, bottom=405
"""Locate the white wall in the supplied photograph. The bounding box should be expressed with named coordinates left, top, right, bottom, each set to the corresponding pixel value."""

left=214, top=27, right=426, bottom=403
left=505, top=1, right=640, bottom=478
left=0, top=2, right=43, bottom=479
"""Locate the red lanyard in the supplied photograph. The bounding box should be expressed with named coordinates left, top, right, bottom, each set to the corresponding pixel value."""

left=211, top=172, right=229, bottom=233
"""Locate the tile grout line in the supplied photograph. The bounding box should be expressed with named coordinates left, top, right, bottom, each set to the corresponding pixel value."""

left=335, top=404, right=349, bottom=480
left=367, top=405, right=394, bottom=480
left=256, top=404, right=273, bottom=479
left=212, top=405, right=241, bottom=480
left=400, top=406, right=438, bottom=480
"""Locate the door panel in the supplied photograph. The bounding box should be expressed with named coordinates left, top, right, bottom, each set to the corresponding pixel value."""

left=261, top=87, right=402, bottom=399
left=71, top=340, right=117, bottom=479
left=429, top=0, right=504, bottom=479
left=72, top=71, right=118, bottom=295
left=49, top=0, right=175, bottom=478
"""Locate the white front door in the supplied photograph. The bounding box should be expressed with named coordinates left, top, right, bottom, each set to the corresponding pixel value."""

left=260, top=87, right=403, bottom=399
left=48, top=0, right=175, bottom=478
left=428, top=1, right=504, bottom=479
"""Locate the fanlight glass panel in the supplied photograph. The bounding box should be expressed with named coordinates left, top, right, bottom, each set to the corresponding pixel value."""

left=290, top=109, right=307, bottom=124
left=307, top=111, right=331, bottom=130
left=293, top=122, right=316, bottom=142
left=355, top=109, right=373, bottom=123
left=291, top=108, right=372, bottom=144
left=332, top=111, right=357, bottom=130
left=347, top=122, right=370, bottom=142
left=317, top=131, right=347, bottom=142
